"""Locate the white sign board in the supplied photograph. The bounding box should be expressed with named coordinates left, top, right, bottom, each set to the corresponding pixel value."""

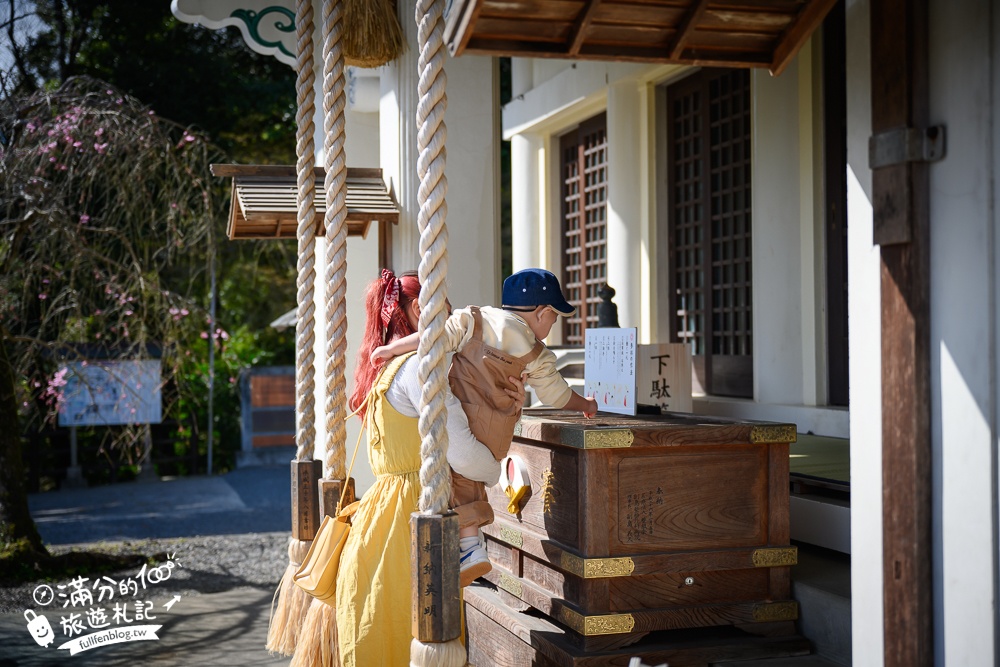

left=58, top=361, right=163, bottom=427
left=584, top=328, right=638, bottom=416
left=635, top=343, right=693, bottom=413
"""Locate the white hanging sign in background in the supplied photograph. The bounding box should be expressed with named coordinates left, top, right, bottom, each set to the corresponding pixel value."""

left=58, top=360, right=163, bottom=427
left=584, top=328, right=638, bottom=416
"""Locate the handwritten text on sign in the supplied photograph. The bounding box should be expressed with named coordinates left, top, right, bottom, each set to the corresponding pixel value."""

left=584, top=328, right=638, bottom=416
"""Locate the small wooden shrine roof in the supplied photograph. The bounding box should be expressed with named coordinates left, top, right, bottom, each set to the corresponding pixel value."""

left=210, top=164, right=399, bottom=240
left=444, top=0, right=838, bottom=76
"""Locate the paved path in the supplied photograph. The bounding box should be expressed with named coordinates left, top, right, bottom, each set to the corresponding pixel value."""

left=28, top=467, right=292, bottom=544
left=0, top=466, right=296, bottom=666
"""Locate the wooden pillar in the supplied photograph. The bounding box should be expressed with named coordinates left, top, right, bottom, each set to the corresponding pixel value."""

left=411, top=512, right=462, bottom=642
left=870, top=0, right=932, bottom=664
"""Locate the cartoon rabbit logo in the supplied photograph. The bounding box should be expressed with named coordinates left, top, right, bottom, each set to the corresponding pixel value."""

left=24, top=609, right=55, bottom=647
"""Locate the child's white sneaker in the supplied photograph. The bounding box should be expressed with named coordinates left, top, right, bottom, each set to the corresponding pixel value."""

left=459, top=538, right=491, bottom=587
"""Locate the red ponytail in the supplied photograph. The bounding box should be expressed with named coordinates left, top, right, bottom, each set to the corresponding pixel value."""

left=350, top=269, right=420, bottom=417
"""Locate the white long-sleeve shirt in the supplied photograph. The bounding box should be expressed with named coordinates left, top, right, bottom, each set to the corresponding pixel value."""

left=384, top=353, right=500, bottom=486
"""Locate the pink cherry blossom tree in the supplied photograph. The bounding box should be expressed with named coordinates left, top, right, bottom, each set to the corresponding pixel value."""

left=0, top=77, right=221, bottom=556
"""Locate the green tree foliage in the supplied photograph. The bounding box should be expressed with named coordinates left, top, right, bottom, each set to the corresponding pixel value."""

left=0, top=78, right=223, bottom=549
left=4, top=0, right=297, bottom=164
left=1, top=2, right=299, bottom=491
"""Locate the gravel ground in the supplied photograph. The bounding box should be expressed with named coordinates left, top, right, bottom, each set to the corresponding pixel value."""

left=0, top=531, right=290, bottom=614
left=0, top=532, right=289, bottom=613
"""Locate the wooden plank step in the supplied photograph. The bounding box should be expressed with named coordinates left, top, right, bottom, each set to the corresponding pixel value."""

left=466, top=584, right=812, bottom=667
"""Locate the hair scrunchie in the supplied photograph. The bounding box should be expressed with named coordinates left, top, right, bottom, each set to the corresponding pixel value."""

left=380, top=268, right=401, bottom=329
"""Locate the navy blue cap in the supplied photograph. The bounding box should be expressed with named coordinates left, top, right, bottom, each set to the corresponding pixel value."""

left=501, top=268, right=576, bottom=316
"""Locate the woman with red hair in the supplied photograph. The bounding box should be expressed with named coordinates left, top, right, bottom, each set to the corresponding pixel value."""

left=336, top=269, right=520, bottom=667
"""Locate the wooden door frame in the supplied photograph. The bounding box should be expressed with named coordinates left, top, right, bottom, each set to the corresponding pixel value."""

left=870, top=0, right=933, bottom=663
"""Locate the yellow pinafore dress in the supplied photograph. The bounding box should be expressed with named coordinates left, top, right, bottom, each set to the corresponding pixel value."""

left=336, top=352, right=421, bottom=666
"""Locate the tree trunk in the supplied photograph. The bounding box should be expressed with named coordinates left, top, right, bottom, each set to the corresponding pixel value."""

left=0, top=335, right=46, bottom=554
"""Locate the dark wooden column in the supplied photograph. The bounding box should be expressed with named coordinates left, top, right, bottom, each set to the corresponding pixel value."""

left=870, top=0, right=932, bottom=664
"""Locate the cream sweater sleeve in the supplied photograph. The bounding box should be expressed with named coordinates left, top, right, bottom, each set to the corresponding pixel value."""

left=442, top=308, right=476, bottom=354
left=525, top=346, right=574, bottom=409
left=385, top=355, right=500, bottom=486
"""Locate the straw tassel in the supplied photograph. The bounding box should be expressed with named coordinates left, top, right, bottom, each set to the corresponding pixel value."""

left=410, top=640, right=467, bottom=667
left=269, top=0, right=320, bottom=652
left=289, top=597, right=339, bottom=667
left=266, top=538, right=316, bottom=655
left=289, top=0, right=350, bottom=663
left=342, top=0, right=404, bottom=68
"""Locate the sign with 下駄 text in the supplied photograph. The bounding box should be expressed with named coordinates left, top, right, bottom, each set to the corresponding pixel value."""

left=635, top=344, right=692, bottom=413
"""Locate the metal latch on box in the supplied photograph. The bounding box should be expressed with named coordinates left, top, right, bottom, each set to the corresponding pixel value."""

left=869, top=126, right=946, bottom=169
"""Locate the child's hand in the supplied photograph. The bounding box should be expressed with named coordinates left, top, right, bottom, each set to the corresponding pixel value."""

left=369, top=345, right=392, bottom=365
left=503, top=372, right=528, bottom=404
left=583, top=396, right=598, bottom=418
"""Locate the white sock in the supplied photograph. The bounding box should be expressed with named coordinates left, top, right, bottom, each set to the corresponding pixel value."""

left=459, top=536, right=479, bottom=552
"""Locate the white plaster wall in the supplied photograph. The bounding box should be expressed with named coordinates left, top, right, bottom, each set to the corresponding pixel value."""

left=380, top=12, right=498, bottom=308
left=751, top=64, right=806, bottom=406
left=380, top=11, right=419, bottom=270
left=530, top=59, right=575, bottom=91
left=606, top=80, right=643, bottom=331
left=503, top=61, right=645, bottom=139
left=311, top=106, right=382, bottom=495
left=844, top=0, right=883, bottom=662
left=927, top=0, right=996, bottom=662
left=442, top=54, right=501, bottom=308
left=511, top=133, right=542, bottom=272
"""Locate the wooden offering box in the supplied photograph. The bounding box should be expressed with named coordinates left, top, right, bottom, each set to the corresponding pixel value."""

left=480, top=409, right=799, bottom=650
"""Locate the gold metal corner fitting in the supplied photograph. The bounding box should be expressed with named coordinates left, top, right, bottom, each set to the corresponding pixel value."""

left=562, top=428, right=635, bottom=449
left=497, top=572, right=522, bottom=598
left=748, top=424, right=798, bottom=444
left=560, top=552, right=636, bottom=578
left=497, top=525, right=523, bottom=548
left=558, top=607, right=636, bottom=636
left=752, top=601, right=799, bottom=623
left=751, top=547, right=798, bottom=568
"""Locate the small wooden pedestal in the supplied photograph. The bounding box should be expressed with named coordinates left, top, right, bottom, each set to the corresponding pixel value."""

left=465, top=409, right=809, bottom=664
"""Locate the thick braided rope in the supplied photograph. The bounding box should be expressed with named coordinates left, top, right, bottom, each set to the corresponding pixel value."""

left=294, top=0, right=318, bottom=461
left=415, top=0, right=451, bottom=516
left=321, top=0, right=348, bottom=482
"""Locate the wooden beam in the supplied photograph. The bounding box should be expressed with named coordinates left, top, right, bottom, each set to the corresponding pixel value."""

left=567, top=0, right=601, bottom=56
left=769, top=0, right=839, bottom=76
left=667, top=0, right=710, bottom=60
left=870, top=0, right=933, bottom=664
left=444, top=0, right=484, bottom=56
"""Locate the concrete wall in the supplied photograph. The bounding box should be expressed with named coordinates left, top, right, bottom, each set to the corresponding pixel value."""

left=927, top=0, right=997, bottom=662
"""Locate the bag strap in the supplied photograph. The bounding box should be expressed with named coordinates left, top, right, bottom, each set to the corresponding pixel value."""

left=339, top=351, right=415, bottom=513
left=469, top=305, right=484, bottom=340
left=336, top=424, right=365, bottom=514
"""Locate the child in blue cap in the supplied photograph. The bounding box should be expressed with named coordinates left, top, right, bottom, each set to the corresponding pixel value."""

left=371, top=268, right=598, bottom=585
